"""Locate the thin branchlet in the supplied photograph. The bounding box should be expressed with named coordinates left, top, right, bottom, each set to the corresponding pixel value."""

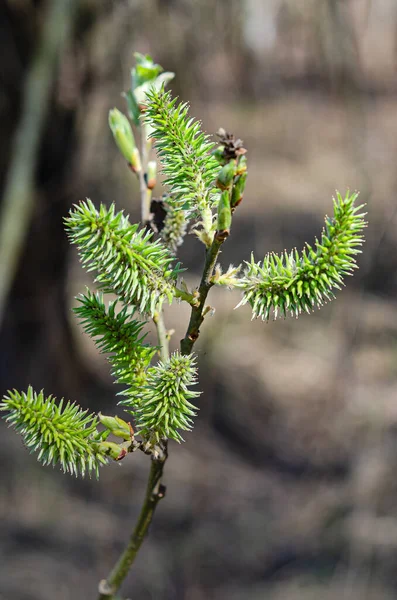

left=236, top=191, right=366, bottom=320
left=65, top=200, right=183, bottom=317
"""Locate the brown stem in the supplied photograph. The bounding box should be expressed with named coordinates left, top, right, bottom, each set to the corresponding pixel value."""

left=180, top=232, right=225, bottom=355
left=98, top=450, right=167, bottom=599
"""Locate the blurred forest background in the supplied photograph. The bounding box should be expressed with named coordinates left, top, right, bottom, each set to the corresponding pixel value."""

left=1, top=0, right=397, bottom=598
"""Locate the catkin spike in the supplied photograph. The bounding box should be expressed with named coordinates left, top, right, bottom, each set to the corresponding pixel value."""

left=121, top=352, right=200, bottom=444
left=65, top=200, right=182, bottom=317
left=0, top=387, right=109, bottom=477
left=144, top=87, right=220, bottom=216
left=236, top=191, right=366, bottom=320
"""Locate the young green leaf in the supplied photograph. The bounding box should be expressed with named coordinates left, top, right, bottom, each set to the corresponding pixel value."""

left=132, top=53, right=164, bottom=88
left=123, top=53, right=174, bottom=125
left=108, top=108, right=139, bottom=168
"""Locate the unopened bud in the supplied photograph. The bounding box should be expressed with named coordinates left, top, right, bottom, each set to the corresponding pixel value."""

left=109, top=108, right=138, bottom=167
left=216, top=160, right=236, bottom=190
left=236, top=155, right=247, bottom=176
left=130, top=147, right=142, bottom=174
left=217, top=190, right=232, bottom=235
left=212, top=146, right=226, bottom=164
left=99, top=413, right=132, bottom=441
left=146, top=160, right=157, bottom=190
left=231, top=172, right=247, bottom=209
left=97, top=441, right=126, bottom=461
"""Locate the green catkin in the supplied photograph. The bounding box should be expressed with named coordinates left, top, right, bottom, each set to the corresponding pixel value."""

left=0, top=387, right=109, bottom=477
left=127, top=352, right=201, bottom=444
left=74, top=291, right=156, bottom=398
left=65, top=200, right=182, bottom=317
left=161, top=204, right=188, bottom=253
left=236, top=191, right=366, bottom=320
left=144, top=87, right=220, bottom=215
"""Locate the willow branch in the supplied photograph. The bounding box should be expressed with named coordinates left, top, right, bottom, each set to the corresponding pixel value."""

left=180, top=232, right=225, bottom=355
left=97, top=115, right=171, bottom=599
left=0, top=0, right=76, bottom=325
left=98, top=453, right=167, bottom=599
left=139, top=124, right=151, bottom=224
left=105, top=220, right=229, bottom=600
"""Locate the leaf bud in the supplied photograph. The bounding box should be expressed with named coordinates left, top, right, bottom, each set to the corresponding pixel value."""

left=217, top=190, right=232, bottom=235
left=231, top=172, right=247, bottom=209
left=95, top=441, right=127, bottom=461
left=236, top=155, right=247, bottom=175
left=99, top=413, right=132, bottom=441
left=146, top=160, right=157, bottom=190
left=130, top=147, right=142, bottom=174
left=109, top=108, right=138, bottom=167
left=212, top=146, right=226, bottom=164
left=216, top=160, right=236, bottom=190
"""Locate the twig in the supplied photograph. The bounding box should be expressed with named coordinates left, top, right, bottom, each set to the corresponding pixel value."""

left=0, top=0, right=76, bottom=324
left=99, top=228, right=225, bottom=597
left=97, top=453, right=167, bottom=600
left=153, top=310, right=169, bottom=363
left=180, top=233, right=224, bottom=355
left=139, top=124, right=151, bottom=223
left=97, top=114, right=172, bottom=600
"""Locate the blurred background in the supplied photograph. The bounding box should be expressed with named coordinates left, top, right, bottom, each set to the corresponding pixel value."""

left=1, top=0, right=397, bottom=598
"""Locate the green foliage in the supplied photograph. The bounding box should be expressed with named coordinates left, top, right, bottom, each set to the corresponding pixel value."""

left=65, top=200, right=182, bottom=316
left=236, top=191, right=366, bottom=320
left=144, top=87, right=220, bottom=216
left=74, top=291, right=156, bottom=396
left=124, top=352, right=200, bottom=444
left=132, top=53, right=164, bottom=88
left=123, top=53, right=174, bottom=126
left=0, top=387, right=108, bottom=477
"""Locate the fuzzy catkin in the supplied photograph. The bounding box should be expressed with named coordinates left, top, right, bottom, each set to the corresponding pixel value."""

left=236, top=191, right=366, bottom=320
